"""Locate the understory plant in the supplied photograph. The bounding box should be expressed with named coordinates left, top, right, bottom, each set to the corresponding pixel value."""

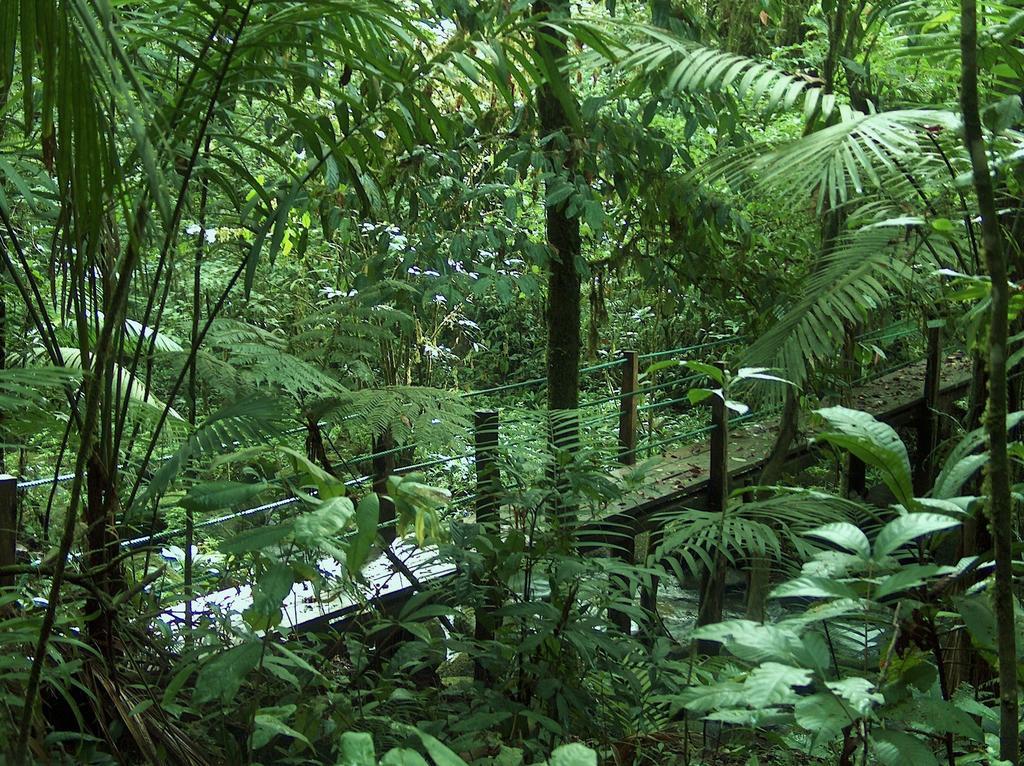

left=665, top=406, right=1023, bottom=765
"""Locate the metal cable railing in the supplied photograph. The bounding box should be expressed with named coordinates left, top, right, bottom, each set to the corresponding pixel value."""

left=8, top=321, right=937, bottom=561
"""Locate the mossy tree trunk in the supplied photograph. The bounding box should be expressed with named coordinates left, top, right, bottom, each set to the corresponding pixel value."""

left=960, top=3, right=1019, bottom=761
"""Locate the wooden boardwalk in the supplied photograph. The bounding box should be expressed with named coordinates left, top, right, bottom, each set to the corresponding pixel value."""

left=598, top=351, right=972, bottom=530
left=165, top=350, right=972, bottom=634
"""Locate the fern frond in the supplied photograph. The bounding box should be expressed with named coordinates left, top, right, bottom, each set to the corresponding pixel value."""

left=320, top=386, right=473, bottom=453
left=128, top=395, right=290, bottom=517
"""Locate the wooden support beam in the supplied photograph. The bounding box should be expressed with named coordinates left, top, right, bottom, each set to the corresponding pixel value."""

left=474, top=411, right=500, bottom=682
left=618, top=350, right=639, bottom=465
left=916, top=322, right=942, bottom=495
left=697, top=377, right=728, bottom=642
left=607, top=525, right=635, bottom=634
left=0, top=475, right=15, bottom=589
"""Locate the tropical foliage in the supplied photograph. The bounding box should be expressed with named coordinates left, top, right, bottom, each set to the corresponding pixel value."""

left=0, top=0, right=1022, bottom=764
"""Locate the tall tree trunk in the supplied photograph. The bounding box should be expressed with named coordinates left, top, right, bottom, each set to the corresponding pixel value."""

left=720, top=0, right=759, bottom=55
left=775, top=0, right=811, bottom=48
left=535, top=0, right=581, bottom=537
left=960, top=4, right=1019, bottom=762
left=535, top=0, right=581, bottom=418
left=84, top=450, right=122, bottom=664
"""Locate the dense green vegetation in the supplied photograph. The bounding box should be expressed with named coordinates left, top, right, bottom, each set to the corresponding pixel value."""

left=0, top=0, right=1023, bottom=763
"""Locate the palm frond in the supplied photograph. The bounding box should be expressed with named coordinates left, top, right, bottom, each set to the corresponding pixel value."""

left=742, top=219, right=947, bottom=386
left=0, top=366, right=79, bottom=410
left=709, top=109, right=961, bottom=212
left=582, top=21, right=835, bottom=120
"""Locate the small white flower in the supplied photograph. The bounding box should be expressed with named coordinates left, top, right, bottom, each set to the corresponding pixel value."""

left=186, top=223, right=202, bottom=236
left=407, top=266, right=422, bottom=275
left=204, top=228, right=217, bottom=244
left=424, top=269, right=440, bottom=277
left=432, top=294, right=447, bottom=304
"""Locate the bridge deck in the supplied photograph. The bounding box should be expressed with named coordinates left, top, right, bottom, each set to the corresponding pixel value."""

left=603, top=352, right=972, bottom=526
left=167, top=352, right=973, bottom=633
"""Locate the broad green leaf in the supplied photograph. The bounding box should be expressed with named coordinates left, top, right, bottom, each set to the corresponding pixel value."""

left=687, top=388, right=715, bottom=405
left=220, top=523, right=293, bottom=555
left=293, top=496, right=355, bottom=546
left=673, top=681, right=749, bottom=712
left=870, top=730, right=939, bottom=766
left=887, top=697, right=983, bottom=740
left=825, top=677, right=882, bottom=715
left=873, top=564, right=953, bottom=600
left=873, top=513, right=960, bottom=559
left=243, top=563, right=295, bottom=631
left=742, top=663, right=812, bottom=707
left=193, top=641, right=262, bottom=705
left=956, top=594, right=997, bottom=652
left=684, top=360, right=724, bottom=384
left=348, top=493, right=380, bottom=576
left=770, top=576, right=858, bottom=600
left=724, top=399, right=749, bottom=415
left=549, top=743, right=598, bottom=766
left=280, top=446, right=348, bottom=499
left=933, top=455, right=987, bottom=499
left=337, top=732, right=376, bottom=766
left=180, top=481, right=270, bottom=513
left=736, top=367, right=791, bottom=384
left=644, top=359, right=685, bottom=375
left=380, top=749, right=430, bottom=766
left=815, top=407, right=913, bottom=507
left=691, top=620, right=803, bottom=663
left=252, top=705, right=310, bottom=750
left=795, top=692, right=854, bottom=741
left=933, top=413, right=1024, bottom=498
left=804, top=522, right=870, bottom=557
left=409, top=728, right=469, bottom=766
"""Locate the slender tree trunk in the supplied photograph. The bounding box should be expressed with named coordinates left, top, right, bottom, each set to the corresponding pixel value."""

left=746, top=385, right=799, bottom=620
left=960, top=4, right=1019, bottom=761
left=0, top=254, right=5, bottom=474
left=185, top=136, right=210, bottom=638
left=84, top=450, right=122, bottom=663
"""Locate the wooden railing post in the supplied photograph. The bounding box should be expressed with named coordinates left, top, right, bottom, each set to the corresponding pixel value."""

left=474, top=411, right=500, bottom=681
left=916, top=321, right=942, bottom=495
left=372, top=430, right=397, bottom=545
left=0, top=475, right=16, bottom=588
left=847, top=456, right=867, bottom=498
left=697, top=375, right=728, bottom=642
left=618, top=350, right=639, bottom=465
